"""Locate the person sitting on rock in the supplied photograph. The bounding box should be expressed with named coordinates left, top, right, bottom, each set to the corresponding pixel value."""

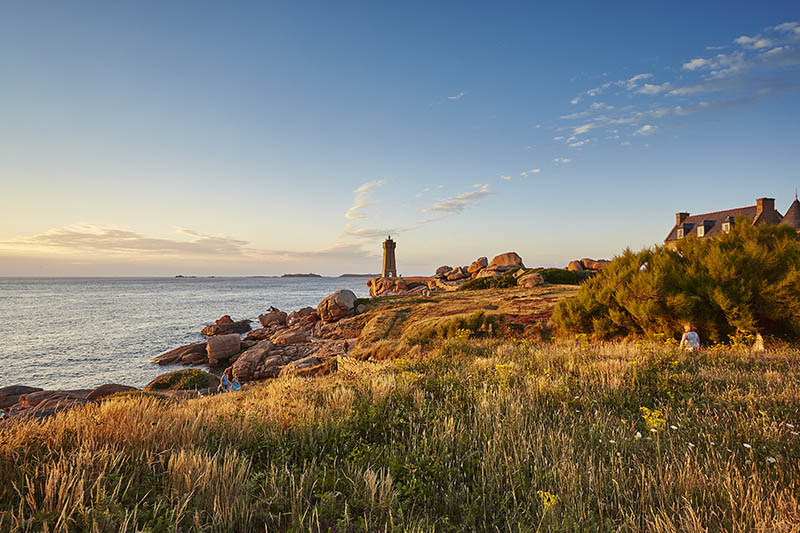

left=343, top=340, right=349, bottom=354
left=0, top=408, right=6, bottom=421
left=231, top=377, right=241, bottom=392
left=680, top=323, right=701, bottom=351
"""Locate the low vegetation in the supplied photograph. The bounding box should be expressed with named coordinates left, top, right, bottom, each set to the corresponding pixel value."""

left=459, top=272, right=519, bottom=291
left=2, top=338, right=798, bottom=531
left=534, top=267, right=595, bottom=285
left=553, top=222, right=800, bottom=342
left=143, top=369, right=218, bottom=391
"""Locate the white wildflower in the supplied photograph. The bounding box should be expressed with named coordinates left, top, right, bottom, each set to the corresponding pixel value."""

left=743, top=443, right=752, bottom=449
left=688, top=442, right=695, bottom=448
left=767, top=456, right=777, bottom=464
left=634, top=431, right=642, bottom=440
left=670, top=425, right=678, bottom=430
left=609, top=440, right=616, bottom=444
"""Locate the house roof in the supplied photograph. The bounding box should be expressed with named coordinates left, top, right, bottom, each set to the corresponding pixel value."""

left=780, top=198, right=800, bottom=230
left=664, top=204, right=784, bottom=243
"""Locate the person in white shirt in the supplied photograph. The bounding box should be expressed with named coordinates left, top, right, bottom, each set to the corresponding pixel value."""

left=680, top=323, right=701, bottom=351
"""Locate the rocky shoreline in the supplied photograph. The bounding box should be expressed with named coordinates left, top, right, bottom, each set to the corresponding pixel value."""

left=0, top=252, right=605, bottom=423
left=366, top=251, right=608, bottom=296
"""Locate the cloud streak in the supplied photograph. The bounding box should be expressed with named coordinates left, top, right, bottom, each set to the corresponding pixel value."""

left=557, top=21, right=800, bottom=145
left=422, top=184, right=492, bottom=214
left=345, top=179, right=386, bottom=220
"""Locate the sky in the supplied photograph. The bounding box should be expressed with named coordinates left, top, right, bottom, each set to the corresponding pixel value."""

left=1, top=1, right=799, bottom=276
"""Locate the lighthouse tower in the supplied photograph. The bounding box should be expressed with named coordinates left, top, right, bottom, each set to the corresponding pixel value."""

left=382, top=236, right=397, bottom=278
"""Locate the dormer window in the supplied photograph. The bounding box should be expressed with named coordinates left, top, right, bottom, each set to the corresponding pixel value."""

left=677, top=228, right=684, bottom=239
left=722, top=222, right=730, bottom=233
left=697, top=226, right=705, bottom=237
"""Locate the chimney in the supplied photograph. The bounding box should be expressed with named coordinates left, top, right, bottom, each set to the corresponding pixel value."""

left=756, top=197, right=774, bottom=217
left=676, top=212, right=689, bottom=225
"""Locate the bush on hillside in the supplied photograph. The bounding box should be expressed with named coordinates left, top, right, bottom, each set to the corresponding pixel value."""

left=552, top=221, right=800, bottom=342
left=406, top=311, right=503, bottom=344
left=459, top=272, right=518, bottom=291
left=534, top=268, right=595, bottom=285
left=144, top=369, right=219, bottom=391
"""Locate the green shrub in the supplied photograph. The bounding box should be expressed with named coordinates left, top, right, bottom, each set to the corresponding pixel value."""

left=552, top=221, right=800, bottom=342
left=144, top=369, right=219, bottom=391
left=534, top=268, right=595, bottom=285
left=459, top=273, right=518, bottom=291
left=407, top=311, right=503, bottom=344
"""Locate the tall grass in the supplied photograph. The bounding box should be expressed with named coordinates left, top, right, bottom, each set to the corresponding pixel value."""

left=1, top=340, right=799, bottom=531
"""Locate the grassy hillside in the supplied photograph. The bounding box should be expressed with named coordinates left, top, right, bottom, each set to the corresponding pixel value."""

left=2, top=336, right=798, bottom=531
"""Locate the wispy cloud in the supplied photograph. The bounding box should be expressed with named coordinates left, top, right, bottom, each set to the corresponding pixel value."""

left=341, top=223, right=397, bottom=241
left=500, top=175, right=512, bottom=181
left=0, top=224, right=381, bottom=265
left=529, top=168, right=542, bottom=174
left=345, top=179, right=385, bottom=220
left=633, top=124, right=657, bottom=136
left=557, top=21, right=800, bottom=145
left=447, top=91, right=465, bottom=100
left=553, top=157, right=572, bottom=164
left=422, top=184, right=493, bottom=214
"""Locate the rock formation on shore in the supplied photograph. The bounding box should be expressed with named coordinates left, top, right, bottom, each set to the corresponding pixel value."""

left=567, top=258, right=610, bottom=271
left=367, top=251, right=531, bottom=296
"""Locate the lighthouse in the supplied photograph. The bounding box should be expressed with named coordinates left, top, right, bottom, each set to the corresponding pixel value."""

left=382, top=236, right=397, bottom=278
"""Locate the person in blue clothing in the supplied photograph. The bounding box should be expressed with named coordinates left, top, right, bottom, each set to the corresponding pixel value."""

left=218, top=372, right=230, bottom=393
left=231, top=377, right=241, bottom=392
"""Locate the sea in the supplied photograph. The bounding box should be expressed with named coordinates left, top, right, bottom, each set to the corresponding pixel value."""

left=0, top=277, right=371, bottom=390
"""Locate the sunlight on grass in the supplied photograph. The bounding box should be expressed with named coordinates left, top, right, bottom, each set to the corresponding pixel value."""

left=1, top=340, right=799, bottom=531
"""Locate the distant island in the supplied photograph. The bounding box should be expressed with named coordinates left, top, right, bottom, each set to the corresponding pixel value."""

left=174, top=275, right=197, bottom=278
left=281, top=273, right=322, bottom=278
left=338, top=274, right=379, bottom=277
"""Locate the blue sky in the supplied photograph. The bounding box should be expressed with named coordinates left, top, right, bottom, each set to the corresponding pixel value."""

left=1, top=1, right=799, bottom=275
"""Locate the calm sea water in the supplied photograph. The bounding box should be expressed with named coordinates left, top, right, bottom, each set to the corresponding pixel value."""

left=0, top=277, right=370, bottom=390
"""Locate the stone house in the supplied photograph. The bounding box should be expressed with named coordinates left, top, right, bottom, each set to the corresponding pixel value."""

left=664, top=196, right=800, bottom=249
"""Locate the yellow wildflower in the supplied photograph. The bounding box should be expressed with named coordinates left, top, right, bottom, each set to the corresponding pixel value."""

left=537, top=490, right=558, bottom=510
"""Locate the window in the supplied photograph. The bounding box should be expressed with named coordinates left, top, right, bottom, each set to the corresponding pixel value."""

left=722, top=222, right=730, bottom=233
left=697, top=226, right=705, bottom=237
left=677, top=228, right=684, bottom=239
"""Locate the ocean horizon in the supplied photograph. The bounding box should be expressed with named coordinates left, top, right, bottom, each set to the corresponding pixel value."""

left=0, top=276, right=371, bottom=390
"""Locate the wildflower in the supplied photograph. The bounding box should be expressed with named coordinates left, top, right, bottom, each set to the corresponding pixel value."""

left=616, top=452, right=621, bottom=457
left=743, top=443, right=752, bottom=449
left=634, top=431, right=642, bottom=440
left=609, top=440, right=616, bottom=444
left=640, top=407, right=666, bottom=432
left=767, top=456, right=777, bottom=464
left=787, top=423, right=795, bottom=429
left=688, top=442, right=695, bottom=448
left=710, top=442, right=715, bottom=446
left=670, top=425, right=678, bottom=431
left=536, top=490, right=558, bottom=511
left=746, top=459, right=752, bottom=465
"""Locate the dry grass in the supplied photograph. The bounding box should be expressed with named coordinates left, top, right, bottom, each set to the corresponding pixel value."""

left=1, top=337, right=799, bottom=531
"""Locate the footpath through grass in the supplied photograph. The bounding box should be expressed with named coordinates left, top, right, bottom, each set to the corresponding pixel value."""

left=1, top=340, right=799, bottom=531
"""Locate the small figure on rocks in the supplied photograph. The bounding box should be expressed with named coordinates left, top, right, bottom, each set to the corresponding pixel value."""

left=343, top=341, right=349, bottom=355
left=680, top=323, right=700, bottom=351
left=231, top=377, right=241, bottom=392
left=218, top=372, right=230, bottom=393
left=0, top=408, right=6, bottom=421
